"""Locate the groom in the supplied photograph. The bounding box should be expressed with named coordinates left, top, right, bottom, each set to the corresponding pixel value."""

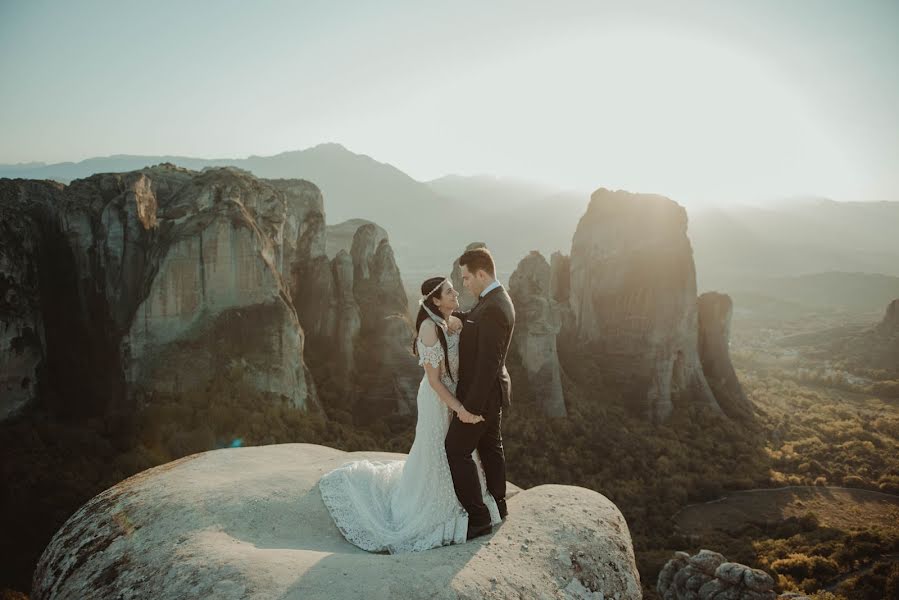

left=446, top=247, right=515, bottom=541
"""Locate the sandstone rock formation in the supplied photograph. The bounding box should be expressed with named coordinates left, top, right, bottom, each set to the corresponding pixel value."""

left=0, top=165, right=320, bottom=420
left=325, top=219, right=388, bottom=259
left=329, top=249, right=361, bottom=384
left=509, top=251, right=566, bottom=417
left=697, top=292, right=753, bottom=420
left=32, top=443, right=641, bottom=600
left=347, top=225, right=420, bottom=416
left=868, top=297, right=899, bottom=373
left=550, top=251, right=576, bottom=334
left=1, top=162, right=426, bottom=425
left=799, top=296, right=899, bottom=376
left=0, top=184, right=48, bottom=419
left=450, top=242, right=488, bottom=311
left=289, top=216, right=418, bottom=415
left=657, top=549, right=802, bottom=600
left=877, top=298, right=899, bottom=336
left=568, top=188, right=721, bottom=422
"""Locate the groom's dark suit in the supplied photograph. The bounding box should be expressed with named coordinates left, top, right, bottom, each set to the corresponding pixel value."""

left=446, top=284, right=515, bottom=529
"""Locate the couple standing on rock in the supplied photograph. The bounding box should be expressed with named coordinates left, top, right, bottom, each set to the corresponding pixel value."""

left=319, top=247, right=516, bottom=551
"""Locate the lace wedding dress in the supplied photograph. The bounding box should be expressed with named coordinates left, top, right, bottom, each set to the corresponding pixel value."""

left=318, top=328, right=501, bottom=553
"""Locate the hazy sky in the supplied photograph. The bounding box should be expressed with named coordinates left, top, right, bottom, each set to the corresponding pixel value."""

left=1, top=0, right=897, bottom=205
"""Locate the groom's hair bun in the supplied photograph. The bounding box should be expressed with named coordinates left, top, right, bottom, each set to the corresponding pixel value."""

left=459, top=247, right=495, bottom=277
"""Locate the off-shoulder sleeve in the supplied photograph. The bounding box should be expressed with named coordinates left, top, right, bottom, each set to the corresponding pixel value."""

left=417, top=338, right=445, bottom=369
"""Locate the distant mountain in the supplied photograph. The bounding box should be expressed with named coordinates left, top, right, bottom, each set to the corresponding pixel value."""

left=727, top=272, right=899, bottom=320
left=691, top=201, right=899, bottom=292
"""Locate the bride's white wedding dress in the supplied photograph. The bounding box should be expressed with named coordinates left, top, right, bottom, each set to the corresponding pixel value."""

left=318, top=327, right=501, bottom=553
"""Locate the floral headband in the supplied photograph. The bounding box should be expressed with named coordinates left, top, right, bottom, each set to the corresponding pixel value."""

left=418, top=278, right=448, bottom=329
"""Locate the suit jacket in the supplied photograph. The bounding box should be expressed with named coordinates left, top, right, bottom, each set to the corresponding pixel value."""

left=453, top=285, right=516, bottom=416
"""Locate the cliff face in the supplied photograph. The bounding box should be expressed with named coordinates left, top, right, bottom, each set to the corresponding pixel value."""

left=832, top=297, right=899, bottom=375
left=509, top=251, right=566, bottom=417
left=877, top=298, right=899, bottom=336
left=349, top=225, right=420, bottom=416
left=0, top=182, right=58, bottom=419
left=697, top=292, right=753, bottom=420
left=0, top=165, right=320, bottom=420
left=291, top=222, right=419, bottom=416
left=568, top=188, right=720, bottom=422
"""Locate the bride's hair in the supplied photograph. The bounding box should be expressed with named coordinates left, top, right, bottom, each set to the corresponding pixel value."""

left=412, top=276, right=453, bottom=382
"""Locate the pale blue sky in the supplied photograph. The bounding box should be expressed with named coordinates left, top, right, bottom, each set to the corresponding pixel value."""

left=1, top=0, right=897, bottom=204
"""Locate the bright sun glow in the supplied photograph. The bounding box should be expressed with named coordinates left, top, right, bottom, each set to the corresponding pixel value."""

left=343, top=26, right=864, bottom=206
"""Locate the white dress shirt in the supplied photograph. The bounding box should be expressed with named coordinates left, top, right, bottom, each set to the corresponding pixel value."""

left=480, top=279, right=502, bottom=298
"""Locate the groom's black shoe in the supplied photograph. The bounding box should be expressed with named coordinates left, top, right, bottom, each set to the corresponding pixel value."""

left=466, top=521, right=493, bottom=541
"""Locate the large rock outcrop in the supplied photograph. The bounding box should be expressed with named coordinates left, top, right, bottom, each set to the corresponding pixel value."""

left=550, top=251, right=576, bottom=336
left=876, top=298, right=899, bottom=337
left=0, top=184, right=48, bottom=419
left=0, top=164, right=320, bottom=420
left=791, top=296, right=899, bottom=376
left=697, top=292, right=753, bottom=420
left=568, top=188, right=721, bottom=422
left=349, top=225, right=420, bottom=416
left=509, top=251, right=566, bottom=417
left=325, top=219, right=388, bottom=259
left=32, top=443, right=641, bottom=600
left=291, top=219, right=419, bottom=416
left=867, top=297, right=899, bottom=373
left=657, top=549, right=800, bottom=600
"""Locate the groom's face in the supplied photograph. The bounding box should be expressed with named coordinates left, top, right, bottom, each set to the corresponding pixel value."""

left=460, top=265, right=485, bottom=297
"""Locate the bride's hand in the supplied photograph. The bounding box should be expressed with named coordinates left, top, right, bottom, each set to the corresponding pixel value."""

left=456, top=407, right=485, bottom=424
left=448, top=316, right=463, bottom=334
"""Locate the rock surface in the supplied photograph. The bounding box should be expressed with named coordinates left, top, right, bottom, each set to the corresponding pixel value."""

left=348, top=225, right=420, bottom=416
left=1, top=164, right=426, bottom=420
left=801, top=296, right=899, bottom=376
left=568, top=188, right=720, bottom=422
left=0, top=165, right=321, bottom=418
left=697, top=292, right=753, bottom=420
left=868, top=297, right=899, bottom=373
left=33, top=443, right=641, bottom=600
left=877, top=298, right=899, bottom=336
left=509, top=251, right=566, bottom=417
left=0, top=182, right=52, bottom=419
left=325, top=219, right=388, bottom=259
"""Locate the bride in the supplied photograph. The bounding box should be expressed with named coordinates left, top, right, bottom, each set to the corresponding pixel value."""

left=318, top=276, right=502, bottom=553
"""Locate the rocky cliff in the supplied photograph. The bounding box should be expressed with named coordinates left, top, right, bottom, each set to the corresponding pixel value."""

left=0, top=165, right=321, bottom=420
left=568, top=188, right=724, bottom=422
left=508, top=251, right=566, bottom=417
left=0, top=182, right=51, bottom=420
left=657, top=549, right=803, bottom=600
left=0, top=165, right=426, bottom=424
left=32, top=443, right=642, bottom=600
left=697, top=292, right=753, bottom=420
left=325, top=218, right=388, bottom=259
left=347, top=225, right=420, bottom=416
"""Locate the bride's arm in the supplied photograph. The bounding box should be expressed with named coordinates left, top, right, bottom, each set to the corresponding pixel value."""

left=423, top=362, right=464, bottom=413
left=418, top=321, right=482, bottom=421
